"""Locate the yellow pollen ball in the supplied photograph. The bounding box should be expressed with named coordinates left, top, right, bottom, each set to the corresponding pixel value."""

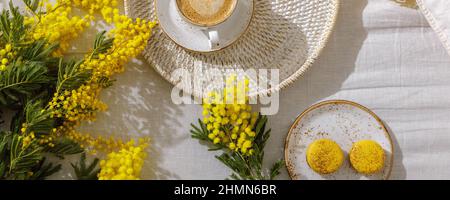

left=349, top=140, right=385, bottom=174
left=306, top=139, right=344, bottom=174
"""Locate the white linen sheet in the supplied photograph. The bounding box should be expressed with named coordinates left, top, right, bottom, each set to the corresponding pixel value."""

left=1, top=0, right=450, bottom=179
left=418, top=0, right=450, bottom=56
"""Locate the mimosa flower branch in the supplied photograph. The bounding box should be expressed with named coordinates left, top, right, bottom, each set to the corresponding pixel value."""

left=0, top=0, right=155, bottom=180
left=191, top=76, right=283, bottom=180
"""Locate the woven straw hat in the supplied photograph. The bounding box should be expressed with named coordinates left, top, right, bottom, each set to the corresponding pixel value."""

left=125, top=0, right=339, bottom=98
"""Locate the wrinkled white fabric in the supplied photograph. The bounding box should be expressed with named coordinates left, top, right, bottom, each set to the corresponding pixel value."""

left=418, top=0, right=450, bottom=56
left=2, top=0, right=450, bottom=180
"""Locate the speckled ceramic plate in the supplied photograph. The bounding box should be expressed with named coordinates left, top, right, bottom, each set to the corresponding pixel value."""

left=284, top=100, right=393, bottom=180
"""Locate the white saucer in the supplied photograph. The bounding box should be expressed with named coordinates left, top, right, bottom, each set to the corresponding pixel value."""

left=285, top=100, right=394, bottom=180
left=155, top=0, right=254, bottom=53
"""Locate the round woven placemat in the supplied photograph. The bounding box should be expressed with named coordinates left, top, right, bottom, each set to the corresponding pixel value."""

left=125, top=0, right=339, bottom=98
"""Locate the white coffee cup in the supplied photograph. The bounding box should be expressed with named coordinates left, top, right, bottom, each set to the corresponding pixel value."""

left=156, top=0, right=254, bottom=52
left=176, top=0, right=238, bottom=50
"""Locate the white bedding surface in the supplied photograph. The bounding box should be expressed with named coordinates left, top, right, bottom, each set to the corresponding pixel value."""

left=2, top=0, right=450, bottom=179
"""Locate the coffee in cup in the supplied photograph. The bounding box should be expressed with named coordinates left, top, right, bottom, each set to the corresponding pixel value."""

left=176, top=0, right=238, bottom=27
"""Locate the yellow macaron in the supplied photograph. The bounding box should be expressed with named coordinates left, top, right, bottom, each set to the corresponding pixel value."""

left=306, top=139, right=344, bottom=174
left=349, top=140, right=385, bottom=174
